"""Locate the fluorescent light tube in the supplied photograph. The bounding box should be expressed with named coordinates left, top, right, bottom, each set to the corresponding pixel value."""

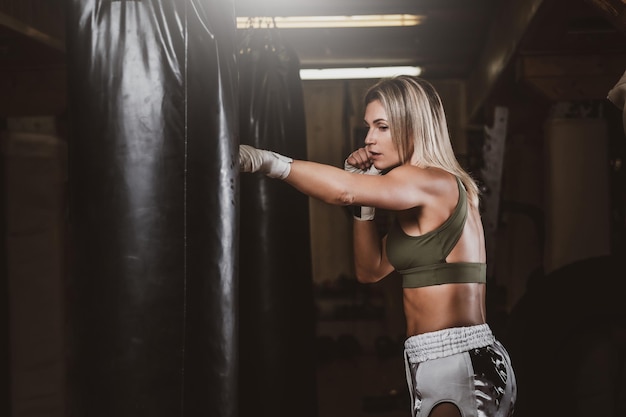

left=299, top=66, right=422, bottom=80
left=237, top=14, right=425, bottom=29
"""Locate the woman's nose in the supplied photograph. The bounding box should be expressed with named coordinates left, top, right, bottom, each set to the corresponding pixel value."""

left=364, top=132, right=374, bottom=145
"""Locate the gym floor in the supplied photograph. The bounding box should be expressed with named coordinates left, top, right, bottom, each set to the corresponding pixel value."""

left=316, top=353, right=410, bottom=417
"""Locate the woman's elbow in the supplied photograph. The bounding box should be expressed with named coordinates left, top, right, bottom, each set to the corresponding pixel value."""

left=324, top=188, right=354, bottom=206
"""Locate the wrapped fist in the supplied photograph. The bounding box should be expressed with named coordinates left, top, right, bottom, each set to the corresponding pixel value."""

left=239, top=144, right=293, bottom=179
left=344, top=149, right=381, bottom=221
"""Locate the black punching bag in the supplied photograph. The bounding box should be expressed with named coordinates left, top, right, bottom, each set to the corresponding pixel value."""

left=238, top=26, right=318, bottom=417
left=65, top=1, right=238, bottom=416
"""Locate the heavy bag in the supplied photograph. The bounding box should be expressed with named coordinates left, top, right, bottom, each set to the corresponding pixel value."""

left=65, top=1, right=238, bottom=416
left=238, top=25, right=318, bottom=417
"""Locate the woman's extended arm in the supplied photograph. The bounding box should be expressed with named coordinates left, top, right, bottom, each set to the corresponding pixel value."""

left=239, top=145, right=396, bottom=281
left=238, top=144, right=424, bottom=210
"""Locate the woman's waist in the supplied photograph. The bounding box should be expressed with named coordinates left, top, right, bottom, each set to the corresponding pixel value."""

left=405, top=315, right=486, bottom=337
left=404, top=323, right=495, bottom=363
left=403, top=283, right=486, bottom=336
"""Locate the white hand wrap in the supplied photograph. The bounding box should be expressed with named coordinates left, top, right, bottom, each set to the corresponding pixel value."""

left=239, top=144, right=293, bottom=179
left=343, top=159, right=381, bottom=221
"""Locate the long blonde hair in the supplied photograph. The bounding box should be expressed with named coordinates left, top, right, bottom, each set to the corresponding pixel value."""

left=364, top=75, right=480, bottom=208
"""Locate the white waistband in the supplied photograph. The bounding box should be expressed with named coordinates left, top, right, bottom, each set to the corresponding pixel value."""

left=404, top=324, right=495, bottom=364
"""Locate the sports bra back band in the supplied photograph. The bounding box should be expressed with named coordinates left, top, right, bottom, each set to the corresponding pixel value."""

left=400, top=262, right=486, bottom=288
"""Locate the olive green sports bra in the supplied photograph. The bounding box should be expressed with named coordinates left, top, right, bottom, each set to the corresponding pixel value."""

left=385, top=177, right=486, bottom=288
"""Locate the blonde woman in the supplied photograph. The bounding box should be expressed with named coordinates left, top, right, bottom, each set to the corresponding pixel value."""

left=239, top=75, right=516, bottom=417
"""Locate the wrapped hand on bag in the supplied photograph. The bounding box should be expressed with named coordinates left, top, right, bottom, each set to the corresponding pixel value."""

left=344, top=148, right=381, bottom=221
left=239, top=144, right=293, bottom=179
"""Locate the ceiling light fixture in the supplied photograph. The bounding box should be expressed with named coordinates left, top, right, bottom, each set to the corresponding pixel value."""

left=299, top=66, right=422, bottom=80
left=237, top=14, right=425, bottom=29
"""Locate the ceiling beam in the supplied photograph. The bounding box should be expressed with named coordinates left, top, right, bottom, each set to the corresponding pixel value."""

left=0, top=12, right=65, bottom=52
left=466, top=0, right=544, bottom=122
left=583, top=0, right=626, bottom=33
left=520, top=54, right=626, bottom=101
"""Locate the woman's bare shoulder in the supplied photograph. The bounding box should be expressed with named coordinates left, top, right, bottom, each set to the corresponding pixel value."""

left=375, top=164, right=456, bottom=210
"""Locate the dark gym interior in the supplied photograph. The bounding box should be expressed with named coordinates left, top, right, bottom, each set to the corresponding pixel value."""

left=1, top=1, right=625, bottom=416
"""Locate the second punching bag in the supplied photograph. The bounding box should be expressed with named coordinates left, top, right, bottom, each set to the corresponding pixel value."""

left=238, top=25, right=318, bottom=417
left=65, top=1, right=238, bottom=416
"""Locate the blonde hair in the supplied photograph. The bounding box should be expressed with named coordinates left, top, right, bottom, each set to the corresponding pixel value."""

left=364, top=75, right=480, bottom=208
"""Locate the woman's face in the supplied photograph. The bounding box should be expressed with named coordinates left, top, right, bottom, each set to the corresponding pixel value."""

left=363, top=99, right=402, bottom=170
